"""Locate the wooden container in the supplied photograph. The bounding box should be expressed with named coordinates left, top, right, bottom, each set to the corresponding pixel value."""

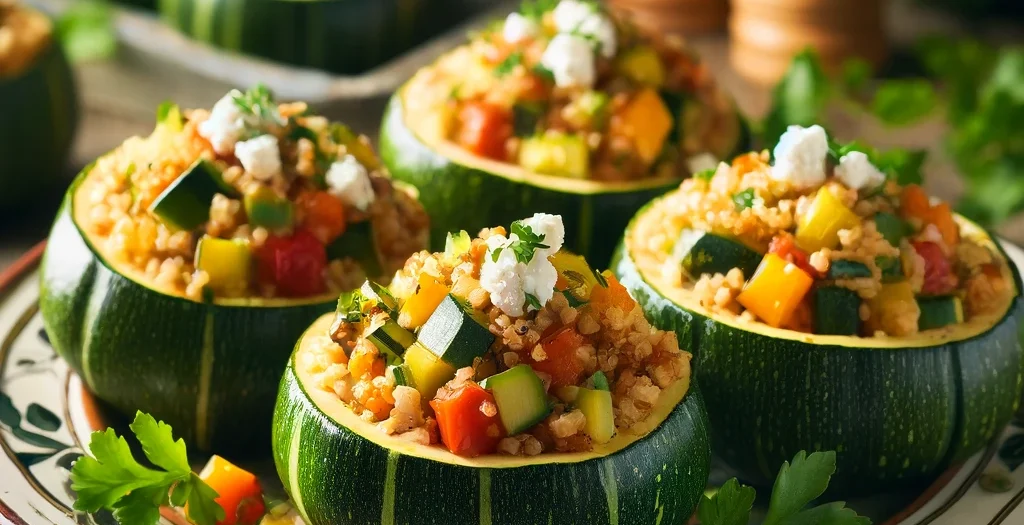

left=609, top=0, right=729, bottom=34
left=729, top=0, right=888, bottom=85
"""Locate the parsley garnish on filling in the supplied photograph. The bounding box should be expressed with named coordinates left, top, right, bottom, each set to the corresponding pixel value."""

left=231, top=84, right=285, bottom=126
left=495, top=51, right=524, bottom=77
left=525, top=293, right=543, bottom=311
left=490, top=221, right=550, bottom=264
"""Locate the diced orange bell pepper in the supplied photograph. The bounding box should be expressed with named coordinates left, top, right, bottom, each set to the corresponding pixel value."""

left=457, top=102, right=513, bottom=161
left=399, top=273, right=449, bottom=329
left=616, top=88, right=673, bottom=165
left=430, top=382, right=504, bottom=457
left=928, top=202, right=960, bottom=247
left=737, top=253, right=814, bottom=328
left=196, top=456, right=265, bottom=525
left=589, top=272, right=635, bottom=313
left=531, top=326, right=586, bottom=388
left=900, top=184, right=932, bottom=222
left=296, top=191, right=347, bottom=245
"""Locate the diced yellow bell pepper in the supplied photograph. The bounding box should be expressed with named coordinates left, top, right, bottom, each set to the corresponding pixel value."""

left=551, top=250, right=600, bottom=300
left=194, top=235, right=251, bottom=294
left=616, top=45, right=666, bottom=87
left=576, top=387, right=615, bottom=444
left=866, top=281, right=917, bottom=336
left=618, top=88, right=673, bottom=165
left=399, top=272, right=449, bottom=329
left=404, top=342, right=456, bottom=400
left=736, top=253, right=813, bottom=328
left=518, top=133, right=589, bottom=179
left=795, top=187, right=861, bottom=252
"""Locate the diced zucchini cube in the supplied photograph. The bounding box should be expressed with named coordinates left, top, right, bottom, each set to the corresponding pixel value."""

left=485, top=364, right=551, bottom=435
left=576, top=387, right=615, bottom=444
left=366, top=319, right=416, bottom=363
left=417, top=294, right=495, bottom=368
left=404, top=343, right=456, bottom=400
left=244, top=186, right=294, bottom=229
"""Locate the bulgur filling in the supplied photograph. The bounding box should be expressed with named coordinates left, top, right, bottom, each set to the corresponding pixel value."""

left=402, top=0, right=742, bottom=182
left=0, top=1, right=52, bottom=77
left=628, top=125, right=1015, bottom=337
left=301, top=214, right=692, bottom=457
left=76, top=86, right=429, bottom=300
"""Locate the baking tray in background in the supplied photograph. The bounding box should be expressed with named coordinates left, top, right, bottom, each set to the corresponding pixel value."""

left=30, top=0, right=517, bottom=134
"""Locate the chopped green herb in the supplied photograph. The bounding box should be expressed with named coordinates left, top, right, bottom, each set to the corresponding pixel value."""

left=525, top=292, right=543, bottom=311
left=560, top=289, right=590, bottom=308
left=56, top=0, right=117, bottom=63
left=509, top=221, right=550, bottom=264
left=495, top=51, right=524, bottom=77
left=732, top=188, right=757, bottom=210
left=520, top=0, right=558, bottom=20
left=695, top=167, right=717, bottom=182
left=591, top=267, right=608, bottom=287
left=70, top=412, right=226, bottom=525
left=231, top=84, right=284, bottom=126
left=336, top=289, right=371, bottom=323
left=698, top=450, right=870, bottom=525
left=532, top=64, right=555, bottom=83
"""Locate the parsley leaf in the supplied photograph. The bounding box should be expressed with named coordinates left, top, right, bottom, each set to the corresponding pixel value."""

left=336, top=290, right=371, bottom=323
left=782, top=502, right=871, bottom=525
left=56, top=0, right=117, bottom=63
left=732, top=188, right=757, bottom=211
left=591, top=267, right=608, bottom=288
left=762, top=49, right=831, bottom=147
left=763, top=451, right=837, bottom=524
left=560, top=289, right=589, bottom=308
left=525, top=293, right=543, bottom=311
left=509, top=221, right=550, bottom=264
left=231, top=84, right=284, bottom=126
left=532, top=64, right=555, bottom=83
left=697, top=478, right=755, bottom=525
left=520, top=0, right=559, bottom=20
left=495, top=51, right=524, bottom=77
left=70, top=412, right=225, bottom=525
left=869, top=79, right=938, bottom=126
left=695, top=167, right=717, bottom=182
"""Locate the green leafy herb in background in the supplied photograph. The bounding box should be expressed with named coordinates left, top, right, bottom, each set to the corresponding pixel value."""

left=56, top=0, right=117, bottom=63
left=699, top=451, right=871, bottom=525
left=70, top=412, right=225, bottom=525
left=762, top=41, right=1024, bottom=228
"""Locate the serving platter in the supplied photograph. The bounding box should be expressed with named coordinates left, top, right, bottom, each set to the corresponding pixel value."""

left=2, top=241, right=1024, bottom=525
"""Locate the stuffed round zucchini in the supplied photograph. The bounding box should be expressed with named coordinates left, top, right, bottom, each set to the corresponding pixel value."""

left=612, top=125, right=1024, bottom=493
left=40, top=87, right=429, bottom=453
left=0, top=0, right=77, bottom=211
left=273, top=214, right=710, bottom=525
left=380, top=0, right=748, bottom=265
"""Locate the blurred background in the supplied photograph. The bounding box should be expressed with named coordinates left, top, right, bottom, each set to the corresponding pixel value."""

left=0, top=0, right=1022, bottom=269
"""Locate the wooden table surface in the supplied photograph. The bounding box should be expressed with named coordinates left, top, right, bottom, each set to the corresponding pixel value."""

left=2, top=0, right=1022, bottom=272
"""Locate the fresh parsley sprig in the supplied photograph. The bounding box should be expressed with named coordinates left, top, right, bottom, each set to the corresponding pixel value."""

left=491, top=221, right=550, bottom=264
left=336, top=289, right=372, bottom=323
left=698, top=451, right=870, bottom=525
left=231, top=84, right=285, bottom=127
left=71, top=412, right=225, bottom=525
left=495, top=52, right=524, bottom=77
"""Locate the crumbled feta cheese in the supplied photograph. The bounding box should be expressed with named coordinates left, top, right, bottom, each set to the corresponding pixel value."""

left=198, top=91, right=246, bottom=155
left=686, top=152, right=720, bottom=174
left=770, top=125, right=829, bottom=189
left=552, top=1, right=616, bottom=58
left=480, top=214, right=566, bottom=316
left=576, top=11, right=616, bottom=58
left=553, top=0, right=594, bottom=32
left=234, top=135, right=282, bottom=181
left=835, top=151, right=886, bottom=191
left=503, top=12, right=538, bottom=44
left=541, top=34, right=596, bottom=88
left=326, top=155, right=375, bottom=211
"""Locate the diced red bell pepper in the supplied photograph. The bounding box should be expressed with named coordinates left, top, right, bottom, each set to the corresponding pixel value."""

left=456, top=102, right=513, bottom=161
left=256, top=229, right=327, bottom=297
left=430, top=382, right=504, bottom=457
left=768, top=234, right=820, bottom=278
left=196, top=456, right=265, bottom=525
left=531, top=326, right=586, bottom=388
left=913, top=241, right=957, bottom=296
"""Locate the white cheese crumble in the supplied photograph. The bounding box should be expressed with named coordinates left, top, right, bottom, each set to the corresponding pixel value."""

left=552, top=0, right=616, bottom=58
left=480, top=213, right=566, bottom=317
left=503, top=12, right=538, bottom=44
left=835, top=151, right=886, bottom=191
left=326, top=154, right=375, bottom=211
left=686, top=152, right=720, bottom=174
left=234, top=135, right=282, bottom=181
left=770, top=125, right=829, bottom=189
left=541, top=34, right=596, bottom=88
left=198, top=91, right=246, bottom=155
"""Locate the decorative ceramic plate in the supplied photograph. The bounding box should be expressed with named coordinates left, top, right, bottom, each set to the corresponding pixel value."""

left=3, top=242, right=1024, bottom=525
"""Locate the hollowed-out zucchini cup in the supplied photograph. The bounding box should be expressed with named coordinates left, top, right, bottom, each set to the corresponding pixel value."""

left=0, top=2, right=78, bottom=212
left=612, top=131, right=1024, bottom=494
left=380, top=1, right=749, bottom=266
left=272, top=216, right=711, bottom=524
left=40, top=88, right=429, bottom=453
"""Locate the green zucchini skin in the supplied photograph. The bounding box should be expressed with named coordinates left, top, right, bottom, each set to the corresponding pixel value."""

left=612, top=198, right=1024, bottom=494
left=0, top=40, right=77, bottom=211
left=379, top=92, right=680, bottom=267
left=157, top=0, right=479, bottom=75
left=39, top=172, right=334, bottom=454
left=272, top=348, right=712, bottom=525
